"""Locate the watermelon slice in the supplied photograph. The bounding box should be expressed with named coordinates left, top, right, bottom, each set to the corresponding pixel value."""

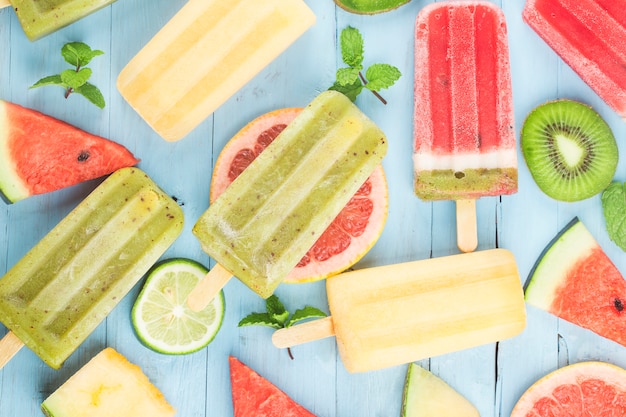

left=229, top=356, right=315, bottom=417
left=525, top=217, right=626, bottom=347
left=0, top=100, right=139, bottom=203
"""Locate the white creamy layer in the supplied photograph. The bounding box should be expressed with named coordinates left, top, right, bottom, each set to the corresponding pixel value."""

left=413, top=148, right=517, bottom=172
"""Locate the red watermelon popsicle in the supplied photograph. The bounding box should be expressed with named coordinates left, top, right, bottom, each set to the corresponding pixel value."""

left=523, top=0, right=626, bottom=118
left=413, top=1, right=517, bottom=252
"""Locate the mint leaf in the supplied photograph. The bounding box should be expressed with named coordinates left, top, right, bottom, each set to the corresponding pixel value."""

left=602, top=182, right=626, bottom=251
left=286, top=306, right=327, bottom=328
left=239, top=294, right=327, bottom=359
left=329, top=79, right=363, bottom=102
left=30, top=75, right=63, bottom=89
left=340, top=26, right=364, bottom=68
left=329, top=26, right=401, bottom=104
left=336, top=67, right=360, bottom=86
left=238, top=313, right=282, bottom=329
left=32, top=41, right=105, bottom=108
left=364, top=63, right=402, bottom=91
left=74, top=82, right=105, bottom=109
left=266, top=295, right=289, bottom=325
left=62, top=42, right=104, bottom=67
left=60, top=68, right=92, bottom=89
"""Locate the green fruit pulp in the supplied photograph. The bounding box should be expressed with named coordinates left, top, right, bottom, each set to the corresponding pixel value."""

left=521, top=99, right=618, bottom=202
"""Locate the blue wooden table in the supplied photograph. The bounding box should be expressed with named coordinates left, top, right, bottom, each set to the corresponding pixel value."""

left=1, top=1, right=626, bottom=416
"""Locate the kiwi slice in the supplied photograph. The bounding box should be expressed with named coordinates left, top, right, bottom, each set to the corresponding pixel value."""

left=521, top=99, right=618, bottom=202
left=334, top=0, right=411, bottom=14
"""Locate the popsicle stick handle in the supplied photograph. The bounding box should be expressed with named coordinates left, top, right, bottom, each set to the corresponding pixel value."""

left=0, top=331, right=23, bottom=369
left=272, top=316, right=336, bottom=349
left=186, top=263, right=232, bottom=312
left=456, top=199, right=478, bottom=253
left=0, top=0, right=11, bottom=9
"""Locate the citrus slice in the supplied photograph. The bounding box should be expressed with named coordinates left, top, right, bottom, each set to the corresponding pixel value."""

left=334, top=0, right=412, bottom=15
left=511, top=361, right=626, bottom=416
left=131, top=258, right=225, bottom=355
left=210, top=108, right=388, bottom=283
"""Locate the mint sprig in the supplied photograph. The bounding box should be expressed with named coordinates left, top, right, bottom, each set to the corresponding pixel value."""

left=239, top=294, right=327, bottom=359
left=601, top=182, right=626, bottom=252
left=30, top=42, right=105, bottom=109
left=329, top=26, right=402, bottom=104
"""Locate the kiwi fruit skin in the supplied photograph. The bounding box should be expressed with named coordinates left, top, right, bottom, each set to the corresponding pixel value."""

left=334, top=0, right=411, bottom=15
left=520, top=99, right=618, bottom=202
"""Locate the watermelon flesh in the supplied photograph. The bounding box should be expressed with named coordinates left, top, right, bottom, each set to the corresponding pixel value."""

left=229, top=356, right=316, bottom=417
left=0, top=100, right=139, bottom=203
left=525, top=217, right=626, bottom=347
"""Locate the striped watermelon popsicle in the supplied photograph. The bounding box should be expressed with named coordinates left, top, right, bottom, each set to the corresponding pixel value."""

left=413, top=1, right=518, bottom=252
left=523, top=0, right=626, bottom=119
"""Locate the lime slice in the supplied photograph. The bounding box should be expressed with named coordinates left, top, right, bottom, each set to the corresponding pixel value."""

left=131, top=258, right=225, bottom=355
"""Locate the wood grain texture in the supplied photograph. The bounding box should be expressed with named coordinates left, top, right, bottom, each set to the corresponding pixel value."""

left=1, top=0, right=626, bottom=416
left=0, top=332, right=23, bottom=370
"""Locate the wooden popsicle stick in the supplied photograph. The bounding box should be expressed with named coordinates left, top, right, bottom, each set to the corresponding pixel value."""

left=0, top=331, right=23, bottom=369
left=0, top=0, right=11, bottom=9
left=272, top=316, right=336, bottom=349
left=456, top=199, right=478, bottom=253
left=186, top=263, right=232, bottom=312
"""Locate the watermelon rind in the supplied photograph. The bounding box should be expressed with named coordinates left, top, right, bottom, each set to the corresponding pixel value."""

left=0, top=102, right=29, bottom=202
left=511, top=361, right=626, bottom=416
left=524, top=217, right=598, bottom=310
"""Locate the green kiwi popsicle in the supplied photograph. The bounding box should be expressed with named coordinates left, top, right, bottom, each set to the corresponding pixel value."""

left=189, top=91, right=388, bottom=305
left=9, top=0, right=118, bottom=41
left=0, top=168, right=183, bottom=369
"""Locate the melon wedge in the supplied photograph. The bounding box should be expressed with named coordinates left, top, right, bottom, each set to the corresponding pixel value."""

left=0, top=100, right=139, bottom=203
left=525, top=217, right=626, bottom=346
left=41, top=347, right=175, bottom=417
left=401, top=363, right=479, bottom=417
left=229, top=356, right=315, bottom=417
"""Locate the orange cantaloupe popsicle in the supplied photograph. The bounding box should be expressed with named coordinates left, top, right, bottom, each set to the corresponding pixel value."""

left=273, top=249, right=526, bottom=373
left=117, top=0, right=316, bottom=141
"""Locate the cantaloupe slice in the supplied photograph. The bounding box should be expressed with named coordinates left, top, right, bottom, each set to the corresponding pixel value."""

left=401, top=363, right=480, bottom=417
left=41, top=348, right=175, bottom=417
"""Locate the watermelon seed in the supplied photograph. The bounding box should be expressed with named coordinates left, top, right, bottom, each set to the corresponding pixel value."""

left=77, top=151, right=90, bottom=162
left=614, top=298, right=624, bottom=312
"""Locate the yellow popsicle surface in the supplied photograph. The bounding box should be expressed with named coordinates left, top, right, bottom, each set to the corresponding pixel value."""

left=327, top=249, right=526, bottom=373
left=117, top=0, right=316, bottom=141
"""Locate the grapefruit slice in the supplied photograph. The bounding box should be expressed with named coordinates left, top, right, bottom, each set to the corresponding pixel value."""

left=525, top=217, right=626, bottom=347
left=210, top=108, right=388, bottom=283
left=511, top=361, right=626, bottom=416
left=0, top=100, right=139, bottom=203
left=229, top=356, right=315, bottom=417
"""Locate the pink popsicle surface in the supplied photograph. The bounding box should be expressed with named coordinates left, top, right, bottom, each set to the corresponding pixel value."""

left=413, top=1, right=517, bottom=201
left=523, top=0, right=626, bottom=118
